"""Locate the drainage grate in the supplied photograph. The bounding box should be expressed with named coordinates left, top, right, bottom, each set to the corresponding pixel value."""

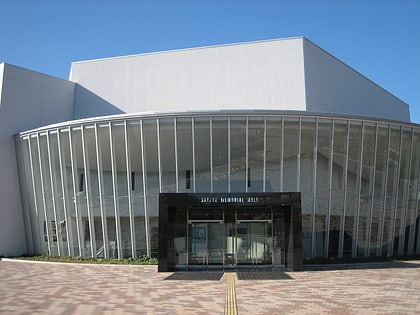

left=236, top=271, right=293, bottom=280
left=164, top=272, right=224, bottom=281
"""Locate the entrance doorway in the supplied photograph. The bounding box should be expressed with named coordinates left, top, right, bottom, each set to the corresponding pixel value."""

left=235, top=221, right=272, bottom=265
left=188, top=222, right=224, bottom=265
left=185, top=207, right=282, bottom=269
left=158, top=193, right=303, bottom=272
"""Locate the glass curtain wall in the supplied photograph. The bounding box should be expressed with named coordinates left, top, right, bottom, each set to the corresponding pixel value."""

left=15, top=114, right=420, bottom=260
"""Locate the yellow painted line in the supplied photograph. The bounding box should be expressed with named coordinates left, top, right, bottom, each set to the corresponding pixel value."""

left=224, top=273, right=238, bottom=315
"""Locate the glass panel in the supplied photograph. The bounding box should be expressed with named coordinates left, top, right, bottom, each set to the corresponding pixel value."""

left=189, top=223, right=223, bottom=265
left=176, top=118, right=193, bottom=193
left=39, top=133, right=59, bottom=255
left=149, top=198, right=159, bottom=257
left=273, top=210, right=286, bottom=265
left=314, top=119, right=332, bottom=257
left=383, top=126, right=401, bottom=256
left=329, top=120, right=347, bottom=258
left=127, top=120, right=147, bottom=257
left=395, top=128, right=412, bottom=255
left=357, top=123, right=376, bottom=257
left=248, top=116, right=265, bottom=192
left=300, top=118, right=316, bottom=257
left=59, top=129, right=78, bottom=256
left=344, top=121, right=362, bottom=257
left=194, top=117, right=211, bottom=192
left=266, top=116, right=282, bottom=192
left=230, top=117, right=246, bottom=192
left=142, top=119, right=159, bottom=256
left=70, top=127, right=90, bottom=257
left=212, top=117, right=228, bottom=192
left=236, top=222, right=272, bottom=265
left=410, top=131, right=420, bottom=255
left=49, top=131, right=69, bottom=256
left=97, top=124, right=116, bottom=258
left=83, top=125, right=103, bottom=258
left=92, top=125, right=108, bottom=258
left=225, top=223, right=235, bottom=265
left=111, top=122, right=132, bottom=257
left=283, top=117, right=299, bottom=191
left=405, top=130, right=419, bottom=255
left=159, top=119, right=176, bottom=192
left=370, top=125, right=389, bottom=256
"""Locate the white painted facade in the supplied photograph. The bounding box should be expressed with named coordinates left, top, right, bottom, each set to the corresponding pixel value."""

left=70, top=38, right=409, bottom=122
left=0, top=64, right=75, bottom=256
left=0, top=37, right=415, bottom=257
left=303, top=40, right=409, bottom=121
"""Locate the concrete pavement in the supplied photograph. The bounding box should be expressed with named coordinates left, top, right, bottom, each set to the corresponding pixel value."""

left=0, top=259, right=419, bottom=314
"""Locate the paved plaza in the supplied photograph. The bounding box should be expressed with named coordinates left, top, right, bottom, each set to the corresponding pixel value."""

left=0, top=259, right=419, bottom=314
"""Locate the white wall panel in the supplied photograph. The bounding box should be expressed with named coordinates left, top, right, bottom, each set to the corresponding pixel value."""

left=303, top=40, right=410, bottom=122
left=70, top=38, right=307, bottom=116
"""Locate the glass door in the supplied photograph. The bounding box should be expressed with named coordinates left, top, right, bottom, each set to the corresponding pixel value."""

left=186, top=207, right=275, bottom=268
left=236, top=221, right=272, bottom=265
left=188, top=222, right=224, bottom=266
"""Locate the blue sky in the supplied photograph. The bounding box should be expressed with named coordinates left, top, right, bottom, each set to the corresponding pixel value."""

left=1, top=0, right=419, bottom=123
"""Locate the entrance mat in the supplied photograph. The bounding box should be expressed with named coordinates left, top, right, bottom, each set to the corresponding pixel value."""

left=236, top=271, right=293, bottom=280
left=164, top=272, right=224, bottom=281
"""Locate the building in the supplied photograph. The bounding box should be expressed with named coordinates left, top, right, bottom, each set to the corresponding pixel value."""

left=0, top=37, right=419, bottom=271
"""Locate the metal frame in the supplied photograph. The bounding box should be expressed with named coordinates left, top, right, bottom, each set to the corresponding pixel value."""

left=124, top=121, right=136, bottom=257
left=94, top=123, right=109, bottom=259
left=140, top=120, right=151, bottom=257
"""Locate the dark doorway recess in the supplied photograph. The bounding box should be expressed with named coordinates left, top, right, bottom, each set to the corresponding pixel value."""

left=159, top=192, right=303, bottom=272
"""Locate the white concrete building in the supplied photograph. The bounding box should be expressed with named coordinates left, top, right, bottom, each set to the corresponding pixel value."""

left=0, top=38, right=418, bottom=269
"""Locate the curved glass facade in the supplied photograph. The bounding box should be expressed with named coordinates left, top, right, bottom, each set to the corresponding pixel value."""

left=15, top=112, right=420, bottom=261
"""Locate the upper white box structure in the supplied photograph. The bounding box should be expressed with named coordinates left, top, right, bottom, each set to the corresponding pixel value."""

left=70, top=37, right=410, bottom=122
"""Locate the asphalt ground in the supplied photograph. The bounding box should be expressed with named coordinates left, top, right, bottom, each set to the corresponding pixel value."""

left=1, top=259, right=419, bottom=314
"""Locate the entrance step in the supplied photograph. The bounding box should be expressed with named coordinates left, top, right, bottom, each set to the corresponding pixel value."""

left=164, top=271, right=224, bottom=281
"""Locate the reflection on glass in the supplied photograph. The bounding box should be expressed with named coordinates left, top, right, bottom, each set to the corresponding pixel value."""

left=394, top=128, right=412, bottom=255
left=283, top=117, right=299, bottom=191
left=248, top=116, right=264, bottom=192
left=176, top=118, right=193, bottom=193
left=344, top=121, right=362, bottom=257
left=370, top=125, right=389, bottom=256
left=266, top=116, right=282, bottom=192
left=194, top=117, right=211, bottom=192
left=300, top=118, right=316, bottom=257
left=189, top=223, right=223, bottom=265
left=159, top=119, right=176, bottom=192
left=236, top=222, right=272, bottom=265
left=329, top=120, right=347, bottom=258
left=357, top=123, right=376, bottom=257
left=314, top=119, right=332, bottom=257
left=127, top=121, right=147, bottom=257
left=212, top=117, right=228, bottom=192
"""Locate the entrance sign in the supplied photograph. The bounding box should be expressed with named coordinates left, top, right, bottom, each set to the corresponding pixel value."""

left=200, top=196, right=260, bottom=204
left=158, top=192, right=303, bottom=272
